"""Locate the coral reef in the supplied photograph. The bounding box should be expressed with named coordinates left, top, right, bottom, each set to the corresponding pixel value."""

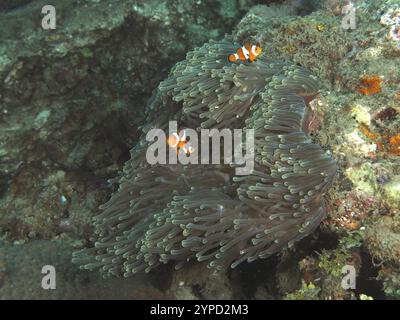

left=0, top=0, right=253, bottom=241
left=1, top=0, right=400, bottom=300
left=0, top=240, right=174, bottom=299
left=283, top=281, right=321, bottom=300
left=170, top=263, right=235, bottom=299
left=231, top=0, right=400, bottom=299
left=365, top=215, right=400, bottom=264
left=380, top=7, right=400, bottom=47
left=0, top=0, right=34, bottom=12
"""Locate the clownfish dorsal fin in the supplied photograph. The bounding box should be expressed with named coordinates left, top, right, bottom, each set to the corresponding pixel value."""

left=180, top=130, right=186, bottom=142
left=244, top=42, right=251, bottom=51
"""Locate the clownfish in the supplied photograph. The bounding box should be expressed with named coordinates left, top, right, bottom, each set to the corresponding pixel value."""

left=228, top=42, right=262, bottom=63
left=181, top=143, right=194, bottom=156
left=166, top=130, right=194, bottom=155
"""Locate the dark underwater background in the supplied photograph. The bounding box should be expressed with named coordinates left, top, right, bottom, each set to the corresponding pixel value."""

left=0, top=0, right=399, bottom=300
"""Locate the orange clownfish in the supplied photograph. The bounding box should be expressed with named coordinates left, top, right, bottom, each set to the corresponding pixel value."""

left=228, top=42, right=262, bottom=63
left=181, top=143, right=194, bottom=156
left=166, top=130, right=194, bottom=155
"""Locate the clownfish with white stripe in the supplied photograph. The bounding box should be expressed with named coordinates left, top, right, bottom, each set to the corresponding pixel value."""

left=228, top=42, right=262, bottom=63
left=166, top=130, right=195, bottom=156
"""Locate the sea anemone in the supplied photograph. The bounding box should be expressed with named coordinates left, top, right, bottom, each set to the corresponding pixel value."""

left=72, top=39, right=337, bottom=277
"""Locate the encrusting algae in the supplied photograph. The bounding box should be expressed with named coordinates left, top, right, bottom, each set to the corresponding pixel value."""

left=355, top=75, right=382, bottom=96
left=359, top=123, right=400, bottom=156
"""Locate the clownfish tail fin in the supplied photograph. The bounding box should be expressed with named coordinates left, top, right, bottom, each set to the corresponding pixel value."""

left=228, top=54, right=236, bottom=62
